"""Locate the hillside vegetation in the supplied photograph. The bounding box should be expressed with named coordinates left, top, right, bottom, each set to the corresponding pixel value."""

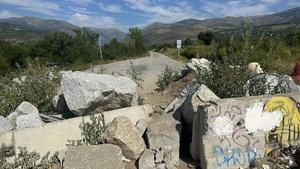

left=0, top=27, right=146, bottom=76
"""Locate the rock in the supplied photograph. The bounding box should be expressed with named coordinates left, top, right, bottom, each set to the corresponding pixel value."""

left=64, top=144, right=123, bottom=169
left=146, top=113, right=181, bottom=167
left=164, top=150, right=179, bottom=168
left=186, top=58, right=210, bottom=72
left=135, top=118, right=149, bottom=136
left=155, top=149, right=164, bottom=163
left=16, top=114, right=44, bottom=129
left=181, top=84, right=219, bottom=124
left=102, top=104, right=152, bottom=126
left=245, top=73, right=300, bottom=96
left=0, top=116, right=13, bottom=134
left=15, top=101, right=39, bottom=115
left=103, top=116, right=146, bottom=160
left=248, top=62, right=263, bottom=75
left=156, top=163, right=166, bottom=169
left=138, top=149, right=156, bottom=169
left=61, top=71, right=138, bottom=116
left=7, top=102, right=39, bottom=128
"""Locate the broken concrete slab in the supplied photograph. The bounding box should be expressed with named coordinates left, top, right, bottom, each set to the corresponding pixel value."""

left=64, top=144, right=123, bottom=169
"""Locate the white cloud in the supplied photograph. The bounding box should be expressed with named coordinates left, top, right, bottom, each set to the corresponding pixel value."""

left=261, top=0, right=280, bottom=4
left=99, top=3, right=123, bottom=13
left=287, top=0, right=300, bottom=7
left=122, top=0, right=205, bottom=25
left=0, top=0, right=60, bottom=16
left=203, top=1, right=269, bottom=17
left=0, top=10, right=19, bottom=18
left=68, top=13, right=126, bottom=30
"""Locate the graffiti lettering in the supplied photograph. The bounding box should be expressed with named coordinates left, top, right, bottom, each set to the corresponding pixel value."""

left=213, top=145, right=260, bottom=167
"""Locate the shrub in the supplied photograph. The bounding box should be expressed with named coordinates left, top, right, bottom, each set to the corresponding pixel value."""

left=126, top=61, right=144, bottom=88
left=156, top=65, right=181, bottom=91
left=78, top=115, right=108, bottom=145
left=0, top=146, right=61, bottom=169
left=0, top=70, right=56, bottom=116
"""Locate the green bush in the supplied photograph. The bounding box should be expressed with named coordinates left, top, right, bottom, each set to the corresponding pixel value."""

left=0, top=145, right=61, bottom=169
left=78, top=115, right=108, bottom=145
left=127, top=61, right=144, bottom=88
left=156, top=65, right=181, bottom=91
left=0, top=71, right=56, bottom=116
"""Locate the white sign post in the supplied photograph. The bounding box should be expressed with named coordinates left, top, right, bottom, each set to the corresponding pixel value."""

left=176, top=40, right=182, bottom=58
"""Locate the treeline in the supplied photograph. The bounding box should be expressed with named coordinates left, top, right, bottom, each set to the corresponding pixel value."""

left=0, top=27, right=146, bottom=75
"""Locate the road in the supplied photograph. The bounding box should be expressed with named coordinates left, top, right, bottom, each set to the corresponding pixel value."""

left=88, top=51, right=186, bottom=94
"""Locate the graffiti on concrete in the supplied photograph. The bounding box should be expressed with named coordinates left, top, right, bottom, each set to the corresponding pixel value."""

left=263, top=97, right=300, bottom=145
left=213, top=145, right=261, bottom=167
left=209, top=104, right=260, bottom=148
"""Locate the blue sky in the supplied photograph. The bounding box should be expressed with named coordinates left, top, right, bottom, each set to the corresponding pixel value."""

left=0, top=0, right=300, bottom=31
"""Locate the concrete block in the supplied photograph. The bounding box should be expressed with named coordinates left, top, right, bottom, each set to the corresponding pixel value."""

left=0, top=105, right=153, bottom=158
left=191, top=93, right=300, bottom=169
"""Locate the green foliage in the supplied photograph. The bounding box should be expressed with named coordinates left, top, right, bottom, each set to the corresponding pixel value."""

left=197, top=31, right=214, bottom=46
left=156, top=65, right=181, bottom=91
left=0, top=70, right=56, bottom=116
left=79, top=115, right=108, bottom=145
left=128, top=27, right=146, bottom=54
left=127, top=61, right=144, bottom=88
left=0, top=146, right=61, bottom=169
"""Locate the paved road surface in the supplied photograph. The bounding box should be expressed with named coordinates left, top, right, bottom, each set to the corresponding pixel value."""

left=89, top=51, right=186, bottom=94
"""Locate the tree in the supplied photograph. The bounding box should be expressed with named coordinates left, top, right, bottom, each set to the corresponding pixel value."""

left=128, top=27, right=146, bottom=54
left=197, top=31, right=214, bottom=46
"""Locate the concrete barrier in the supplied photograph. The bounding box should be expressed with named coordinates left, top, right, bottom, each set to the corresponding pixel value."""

left=0, top=105, right=153, bottom=158
left=190, top=93, right=300, bottom=169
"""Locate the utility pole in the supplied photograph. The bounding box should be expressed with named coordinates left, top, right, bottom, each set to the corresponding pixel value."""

left=99, top=36, right=103, bottom=62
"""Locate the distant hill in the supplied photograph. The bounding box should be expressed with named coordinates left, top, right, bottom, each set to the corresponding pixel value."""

left=0, top=17, right=126, bottom=43
left=142, top=7, right=300, bottom=45
left=87, top=27, right=126, bottom=44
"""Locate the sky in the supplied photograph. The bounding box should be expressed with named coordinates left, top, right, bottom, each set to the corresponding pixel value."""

left=0, top=0, right=300, bottom=31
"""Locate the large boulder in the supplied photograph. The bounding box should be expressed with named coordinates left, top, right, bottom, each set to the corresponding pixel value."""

left=103, top=116, right=146, bottom=160
left=181, top=84, right=219, bottom=124
left=186, top=58, right=210, bottom=72
left=145, top=113, right=181, bottom=167
left=64, top=144, right=123, bottom=169
left=61, top=72, right=138, bottom=116
left=0, top=116, right=13, bottom=134
left=7, top=102, right=39, bottom=128
left=138, top=149, right=156, bottom=169
left=16, top=114, right=44, bottom=129
left=245, top=73, right=300, bottom=96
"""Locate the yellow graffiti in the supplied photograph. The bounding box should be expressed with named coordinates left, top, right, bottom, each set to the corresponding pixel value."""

left=263, top=97, right=300, bottom=146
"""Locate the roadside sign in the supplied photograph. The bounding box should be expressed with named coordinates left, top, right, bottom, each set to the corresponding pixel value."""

left=177, top=40, right=182, bottom=49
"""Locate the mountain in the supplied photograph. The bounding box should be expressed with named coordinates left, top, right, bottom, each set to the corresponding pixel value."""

left=142, top=7, right=300, bottom=45
left=0, top=17, right=126, bottom=43
left=87, top=27, right=126, bottom=44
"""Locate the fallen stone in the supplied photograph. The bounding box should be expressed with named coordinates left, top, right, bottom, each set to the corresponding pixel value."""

left=138, top=149, right=156, bottom=169
left=0, top=116, right=13, bottom=134
left=135, top=118, right=149, bottom=136
left=181, top=84, right=219, bottom=124
left=155, top=149, right=164, bottom=163
left=16, top=114, right=44, bottom=129
left=245, top=73, right=300, bottom=96
left=64, top=144, right=123, bottom=169
left=146, top=113, right=181, bottom=167
left=156, top=163, right=166, bottom=169
left=248, top=62, right=263, bottom=75
left=61, top=71, right=138, bottom=116
left=52, top=94, right=74, bottom=118
left=7, top=102, right=39, bottom=128
left=102, top=104, right=152, bottom=126
left=103, top=116, right=146, bottom=160
left=186, top=58, right=210, bottom=72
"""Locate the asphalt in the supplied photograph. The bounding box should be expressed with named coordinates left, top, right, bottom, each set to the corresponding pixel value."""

left=89, top=51, right=186, bottom=94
